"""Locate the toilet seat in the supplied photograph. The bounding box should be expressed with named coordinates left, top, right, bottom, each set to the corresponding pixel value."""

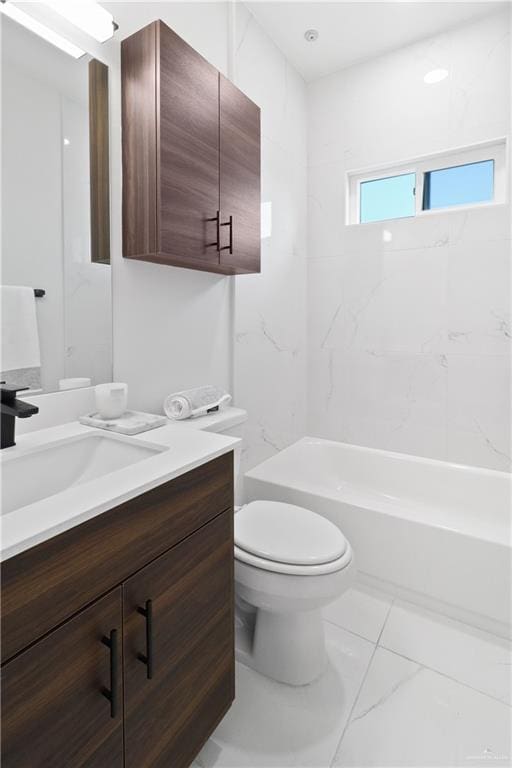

left=235, top=500, right=352, bottom=576
left=234, top=543, right=353, bottom=575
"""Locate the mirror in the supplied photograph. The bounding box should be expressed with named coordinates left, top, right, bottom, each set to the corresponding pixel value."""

left=1, top=15, right=112, bottom=394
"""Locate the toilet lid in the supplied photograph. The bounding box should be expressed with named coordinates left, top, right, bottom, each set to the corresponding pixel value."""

left=235, top=501, right=347, bottom=566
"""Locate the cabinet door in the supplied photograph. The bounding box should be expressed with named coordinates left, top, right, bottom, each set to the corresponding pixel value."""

left=219, top=74, right=261, bottom=273
left=158, top=21, right=220, bottom=268
left=124, top=511, right=234, bottom=768
left=122, top=20, right=220, bottom=268
left=1, top=589, right=123, bottom=768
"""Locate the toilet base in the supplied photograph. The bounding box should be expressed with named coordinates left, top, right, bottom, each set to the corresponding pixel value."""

left=236, top=604, right=327, bottom=686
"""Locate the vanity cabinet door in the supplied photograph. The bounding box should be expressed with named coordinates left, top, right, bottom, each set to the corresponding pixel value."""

left=1, top=589, right=123, bottom=768
left=219, top=74, right=261, bottom=274
left=123, top=510, right=234, bottom=768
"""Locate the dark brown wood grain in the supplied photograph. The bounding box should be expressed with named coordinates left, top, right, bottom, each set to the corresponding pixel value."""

left=123, top=511, right=234, bottom=768
left=158, top=21, right=220, bottom=267
left=122, top=20, right=219, bottom=268
left=219, top=75, right=261, bottom=274
left=89, top=58, right=111, bottom=265
left=1, top=452, right=233, bottom=663
left=121, top=19, right=261, bottom=275
left=123, top=249, right=251, bottom=275
left=121, top=22, right=158, bottom=258
left=1, top=589, right=123, bottom=768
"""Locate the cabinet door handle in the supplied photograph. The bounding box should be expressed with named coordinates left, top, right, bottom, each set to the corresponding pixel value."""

left=206, top=211, right=220, bottom=250
left=101, top=629, right=119, bottom=718
left=220, top=214, right=233, bottom=255
left=137, top=599, right=154, bottom=679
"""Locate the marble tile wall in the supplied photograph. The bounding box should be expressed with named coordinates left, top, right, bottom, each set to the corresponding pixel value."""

left=109, top=2, right=309, bottom=465
left=111, top=3, right=233, bottom=414
left=233, top=4, right=308, bottom=473
left=307, top=11, right=511, bottom=470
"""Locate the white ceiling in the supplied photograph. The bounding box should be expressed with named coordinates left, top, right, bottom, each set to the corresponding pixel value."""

left=246, top=2, right=507, bottom=81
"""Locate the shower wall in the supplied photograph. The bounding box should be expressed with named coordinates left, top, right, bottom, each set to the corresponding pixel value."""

left=306, top=10, right=511, bottom=471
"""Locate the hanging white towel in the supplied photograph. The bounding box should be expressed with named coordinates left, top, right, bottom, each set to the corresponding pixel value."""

left=1, top=285, right=41, bottom=391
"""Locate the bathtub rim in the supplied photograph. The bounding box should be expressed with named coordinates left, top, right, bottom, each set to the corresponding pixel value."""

left=246, top=435, right=512, bottom=481
left=244, top=436, right=511, bottom=547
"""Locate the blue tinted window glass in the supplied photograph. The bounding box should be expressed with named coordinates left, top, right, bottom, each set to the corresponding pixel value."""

left=360, top=173, right=416, bottom=223
left=423, top=160, right=494, bottom=210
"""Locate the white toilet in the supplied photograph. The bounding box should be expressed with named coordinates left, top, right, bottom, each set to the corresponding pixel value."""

left=175, top=407, right=356, bottom=686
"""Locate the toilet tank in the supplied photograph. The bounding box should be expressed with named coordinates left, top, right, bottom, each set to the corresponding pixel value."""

left=170, top=407, right=247, bottom=502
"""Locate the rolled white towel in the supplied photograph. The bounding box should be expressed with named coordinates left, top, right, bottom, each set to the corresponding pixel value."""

left=164, top=385, right=231, bottom=421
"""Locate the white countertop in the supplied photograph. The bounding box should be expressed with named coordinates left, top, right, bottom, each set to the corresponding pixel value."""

left=0, top=420, right=239, bottom=562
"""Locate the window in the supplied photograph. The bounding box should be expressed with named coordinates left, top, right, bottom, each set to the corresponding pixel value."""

left=347, top=139, right=506, bottom=225
left=360, top=173, right=415, bottom=223
left=422, top=159, right=494, bottom=210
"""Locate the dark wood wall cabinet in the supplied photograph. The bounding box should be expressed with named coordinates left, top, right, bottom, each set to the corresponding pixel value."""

left=122, top=20, right=261, bottom=275
left=1, top=453, right=234, bottom=768
left=89, top=58, right=111, bottom=265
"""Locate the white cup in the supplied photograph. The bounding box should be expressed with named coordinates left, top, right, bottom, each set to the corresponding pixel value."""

left=95, top=383, right=128, bottom=420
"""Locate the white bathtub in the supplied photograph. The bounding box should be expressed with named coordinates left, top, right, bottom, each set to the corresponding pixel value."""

left=244, top=438, right=511, bottom=637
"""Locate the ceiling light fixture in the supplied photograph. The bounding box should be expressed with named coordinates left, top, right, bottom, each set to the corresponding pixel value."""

left=424, top=68, right=449, bottom=84
left=0, top=0, right=85, bottom=58
left=41, top=0, right=116, bottom=43
left=304, top=29, right=319, bottom=42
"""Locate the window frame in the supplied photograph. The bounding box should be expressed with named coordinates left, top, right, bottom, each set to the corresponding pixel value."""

left=347, top=138, right=507, bottom=225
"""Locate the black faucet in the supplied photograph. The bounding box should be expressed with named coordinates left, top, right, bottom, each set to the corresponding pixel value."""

left=1, top=384, right=39, bottom=449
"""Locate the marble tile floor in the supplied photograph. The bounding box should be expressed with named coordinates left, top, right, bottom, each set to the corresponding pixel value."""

left=193, top=581, right=511, bottom=768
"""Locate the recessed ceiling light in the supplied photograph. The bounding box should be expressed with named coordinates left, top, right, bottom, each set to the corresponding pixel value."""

left=304, top=29, right=319, bottom=43
left=424, top=68, right=449, bottom=85
left=0, top=1, right=85, bottom=58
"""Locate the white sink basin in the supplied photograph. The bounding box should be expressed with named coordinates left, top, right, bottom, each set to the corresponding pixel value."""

left=1, top=432, right=166, bottom=516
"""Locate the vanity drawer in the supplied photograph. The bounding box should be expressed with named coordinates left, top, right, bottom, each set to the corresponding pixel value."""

left=1, top=452, right=233, bottom=663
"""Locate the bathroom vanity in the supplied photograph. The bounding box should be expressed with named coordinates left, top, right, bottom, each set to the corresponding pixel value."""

left=1, top=425, right=236, bottom=768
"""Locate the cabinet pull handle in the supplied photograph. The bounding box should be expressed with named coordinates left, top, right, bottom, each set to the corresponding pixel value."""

left=137, top=599, right=154, bottom=679
left=206, top=211, right=220, bottom=250
left=101, top=629, right=119, bottom=719
left=220, top=215, right=233, bottom=255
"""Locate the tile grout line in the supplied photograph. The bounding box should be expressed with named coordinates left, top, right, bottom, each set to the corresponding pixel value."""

left=386, top=593, right=512, bottom=645
left=322, top=617, right=382, bottom=645
left=355, top=576, right=512, bottom=644
left=328, top=643, right=379, bottom=768
left=323, top=588, right=397, bottom=645
left=328, top=598, right=396, bottom=767
left=325, top=604, right=510, bottom=749
left=376, top=599, right=512, bottom=708
left=376, top=598, right=511, bottom=709
left=377, top=642, right=512, bottom=709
